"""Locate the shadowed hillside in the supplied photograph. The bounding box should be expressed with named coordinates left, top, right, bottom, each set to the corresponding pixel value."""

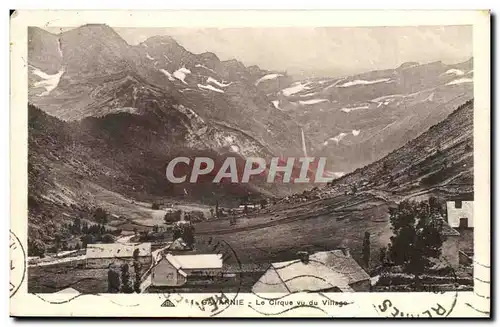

left=328, top=99, right=474, bottom=199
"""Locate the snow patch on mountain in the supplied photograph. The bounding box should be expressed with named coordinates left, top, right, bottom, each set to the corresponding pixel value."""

left=109, top=107, right=140, bottom=115
left=299, top=99, right=329, bottom=105
left=163, top=55, right=171, bottom=62
left=401, top=63, right=419, bottom=70
left=198, top=84, right=224, bottom=93
left=324, top=79, right=345, bottom=90
left=352, top=129, right=361, bottom=136
left=323, top=132, right=349, bottom=146
left=173, top=66, right=191, bottom=84
left=32, top=67, right=65, bottom=96
left=271, top=100, right=283, bottom=111
left=207, top=77, right=231, bottom=88
left=195, top=64, right=215, bottom=73
left=323, top=171, right=345, bottom=178
left=442, top=69, right=464, bottom=76
left=159, top=69, right=175, bottom=81
left=299, top=92, right=318, bottom=97
left=255, top=73, right=283, bottom=85
left=371, top=94, right=405, bottom=102
left=282, top=82, right=312, bottom=96
left=146, top=53, right=154, bottom=60
left=446, top=78, right=473, bottom=85
left=337, top=78, right=392, bottom=88
left=340, top=105, right=370, bottom=113
left=316, top=79, right=336, bottom=84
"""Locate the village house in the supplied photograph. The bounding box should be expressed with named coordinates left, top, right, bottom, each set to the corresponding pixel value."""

left=435, top=216, right=461, bottom=268
left=252, top=249, right=370, bottom=293
left=167, top=237, right=190, bottom=251
left=85, top=243, right=152, bottom=269
left=446, top=193, right=474, bottom=229
left=151, top=253, right=223, bottom=287
left=235, top=204, right=259, bottom=214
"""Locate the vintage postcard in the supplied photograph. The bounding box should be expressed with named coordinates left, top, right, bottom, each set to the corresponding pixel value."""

left=10, top=10, right=490, bottom=318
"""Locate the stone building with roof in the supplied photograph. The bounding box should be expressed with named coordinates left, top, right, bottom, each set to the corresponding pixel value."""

left=435, top=217, right=461, bottom=268
left=167, top=238, right=190, bottom=251
left=251, top=249, right=370, bottom=293
left=85, top=243, right=152, bottom=268
left=151, top=253, right=223, bottom=287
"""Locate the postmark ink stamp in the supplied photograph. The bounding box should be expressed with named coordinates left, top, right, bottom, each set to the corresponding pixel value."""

left=10, top=231, right=26, bottom=298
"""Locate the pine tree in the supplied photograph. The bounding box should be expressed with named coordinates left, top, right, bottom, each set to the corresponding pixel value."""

left=133, top=249, right=142, bottom=293
left=108, top=266, right=120, bottom=293
left=387, top=200, right=444, bottom=286
left=379, top=247, right=386, bottom=264
left=54, top=234, right=62, bottom=254
left=428, top=196, right=442, bottom=215
left=94, top=207, right=108, bottom=225
left=120, top=264, right=134, bottom=293
left=362, top=231, right=371, bottom=269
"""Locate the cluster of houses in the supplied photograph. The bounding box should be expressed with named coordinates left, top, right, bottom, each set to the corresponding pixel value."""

left=276, top=188, right=324, bottom=205
left=150, top=246, right=371, bottom=293
left=80, top=194, right=473, bottom=293
left=86, top=243, right=152, bottom=268
left=84, top=238, right=371, bottom=293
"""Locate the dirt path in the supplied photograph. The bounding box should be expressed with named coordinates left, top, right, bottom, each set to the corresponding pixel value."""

left=28, top=255, right=86, bottom=267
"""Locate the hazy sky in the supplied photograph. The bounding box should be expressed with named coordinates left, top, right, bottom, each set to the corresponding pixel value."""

left=46, top=25, right=472, bottom=78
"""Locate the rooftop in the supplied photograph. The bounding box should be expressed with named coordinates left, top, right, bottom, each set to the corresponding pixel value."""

left=168, top=238, right=190, bottom=251
left=433, top=216, right=461, bottom=236
left=86, top=243, right=151, bottom=259
left=164, top=253, right=223, bottom=270
left=223, top=262, right=270, bottom=273
left=439, top=220, right=461, bottom=236
left=447, top=193, right=474, bottom=201
left=310, top=250, right=371, bottom=284
left=252, top=250, right=369, bottom=293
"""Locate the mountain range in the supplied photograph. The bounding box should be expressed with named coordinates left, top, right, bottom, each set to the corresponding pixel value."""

left=29, top=25, right=473, bottom=174
left=328, top=99, right=473, bottom=199
left=27, top=24, right=474, bottom=244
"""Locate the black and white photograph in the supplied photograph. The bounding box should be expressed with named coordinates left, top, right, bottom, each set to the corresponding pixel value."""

left=9, top=9, right=491, bottom=318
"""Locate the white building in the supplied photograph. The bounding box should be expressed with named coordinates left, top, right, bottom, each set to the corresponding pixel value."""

left=151, top=253, right=223, bottom=287
left=85, top=243, right=152, bottom=268
left=446, top=194, right=474, bottom=229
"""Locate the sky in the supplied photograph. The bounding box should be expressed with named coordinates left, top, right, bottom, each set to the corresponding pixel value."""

left=45, top=25, right=472, bottom=78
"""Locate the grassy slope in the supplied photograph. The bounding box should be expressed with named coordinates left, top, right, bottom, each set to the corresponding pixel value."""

left=328, top=99, right=473, bottom=199
left=192, top=100, right=474, bottom=267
